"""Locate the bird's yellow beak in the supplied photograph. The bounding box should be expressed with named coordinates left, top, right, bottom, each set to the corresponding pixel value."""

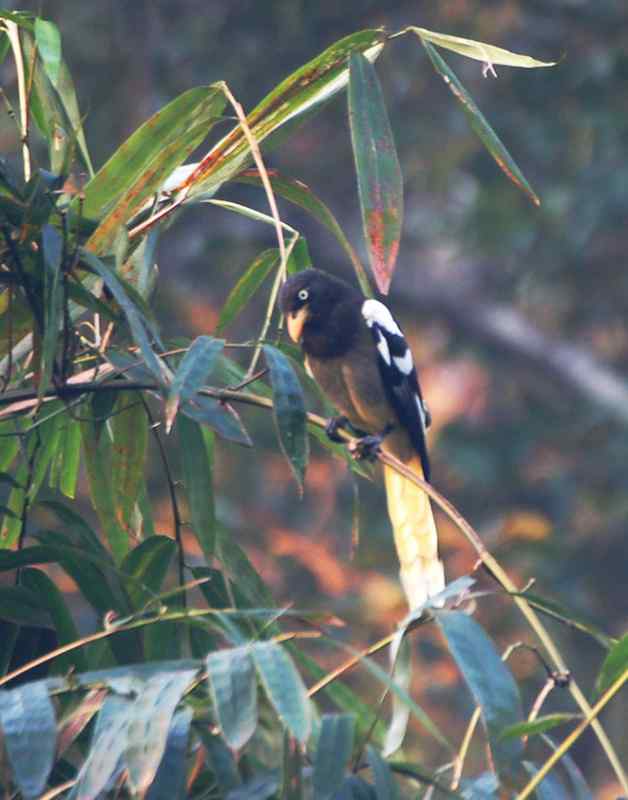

left=286, top=306, right=310, bottom=343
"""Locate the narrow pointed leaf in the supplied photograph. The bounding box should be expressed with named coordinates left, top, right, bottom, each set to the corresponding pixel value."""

left=313, top=714, right=355, bottom=800
left=111, top=391, right=148, bottom=537
left=74, top=693, right=130, bottom=799
left=55, top=56, right=94, bottom=175
left=80, top=249, right=171, bottom=386
left=383, top=635, right=412, bottom=756
left=216, top=249, right=279, bottom=334
left=367, top=746, right=399, bottom=800
left=0, top=681, right=56, bottom=799
left=39, top=223, right=63, bottom=398
left=166, top=336, right=224, bottom=432
left=252, top=640, right=311, bottom=744
left=146, top=707, right=193, bottom=800
left=49, top=414, right=81, bottom=499
left=595, top=632, right=628, bottom=696
left=435, top=610, right=523, bottom=776
left=348, top=53, right=403, bottom=295
left=216, top=525, right=274, bottom=609
left=34, top=18, right=61, bottom=86
left=499, top=713, right=580, bottom=742
left=540, top=735, right=594, bottom=800
left=281, top=732, right=303, bottom=800
left=20, top=567, right=87, bottom=674
left=120, top=535, right=176, bottom=609
left=180, top=30, right=386, bottom=200
left=421, top=40, right=540, bottom=206
left=523, top=762, right=569, bottom=800
left=196, top=726, right=242, bottom=793
left=125, top=670, right=197, bottom=794
left=264, top=344, right=308, bottom=492
left=236, top=171, right=371, bottom=297
left=181, top=392, right=252, bottom=446
left=82, top=86, right=227, bottom=252
left=178, top=415, right=215, bottom=562
left=206, top=646, right=258, bottom=750
left=410, top=27, right=556, bottom=69
left=516, top=591, right=612, bottom=649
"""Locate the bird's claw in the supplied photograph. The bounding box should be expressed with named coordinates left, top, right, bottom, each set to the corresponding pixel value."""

left=325, top=415, right=349, bottom=443
left=349, top=434, right=383, bottom=462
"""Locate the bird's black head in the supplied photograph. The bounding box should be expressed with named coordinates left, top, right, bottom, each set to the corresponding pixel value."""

left=279, top=268, right=363, bottom=358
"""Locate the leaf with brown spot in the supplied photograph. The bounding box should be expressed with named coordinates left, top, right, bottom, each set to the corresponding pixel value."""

left=348, top=53, right=403, bottom=295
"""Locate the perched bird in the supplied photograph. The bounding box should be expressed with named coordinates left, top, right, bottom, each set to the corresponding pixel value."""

left=279, top=268, right=445, bottom=609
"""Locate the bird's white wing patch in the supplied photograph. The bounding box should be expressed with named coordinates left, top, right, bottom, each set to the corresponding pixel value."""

left=375, top=331, right=391, bottom=365
left=361, top=299, right=403, bottom=336
left=393, top=350, right=414, bottom=375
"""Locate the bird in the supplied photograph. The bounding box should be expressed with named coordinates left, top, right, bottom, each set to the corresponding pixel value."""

left=279, top=268, right=445, bottom=610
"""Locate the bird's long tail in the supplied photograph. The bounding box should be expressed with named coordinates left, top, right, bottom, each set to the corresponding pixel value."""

left=383, top=456, right=445, bottom=610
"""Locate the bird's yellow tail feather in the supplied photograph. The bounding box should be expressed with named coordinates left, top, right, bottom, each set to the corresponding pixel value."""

left=383, top=457, right=445, bottom=610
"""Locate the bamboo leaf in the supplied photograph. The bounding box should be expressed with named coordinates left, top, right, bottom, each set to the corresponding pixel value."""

left=181, top=30, right=386, bottom=200
left=39, top=223, right=63, bottom=399
left=367, top=745, right=399, bottom=800
left=181, top=393, right=252, bottom=447
left=0, top=681, right=56, bottom=799
left=83, top=85, right=227, bottom=253
left=348, top=52, right=403, bottom=295
left=125, top=670, right=197, bottom=795
left=435, top=610, right=523, bottom=778
left=20, top=567, right=87, bottom=674
left=0, top=584, right=51, bottom=627
left=166, top=336, right=224, bottom=432
left=111, top=391, right=148, bottom=537
left=206, top=646, right=258, bottom=750
left=383, top=635, right=412, bottom=756
left=313, top=714, right=355, bottom=800
left=420, top=39, right=540, bottom=206
left=34, top=18, right=61, bottom=86
left=264, top=344, right=308, bottom=493
left=80, top=249, right=171, bottom=386
left=499, top=713, right=581, bottom=742
left=595, top=632, right=628, bottom=697
left=120, top=536, right=176, bottom=610
left=216, top=249, right=279, bottom=334
left=178, top=415, right=215, bottom=562
left=146, top=707, right=193, bottom=800
left=252, top=640, right=311, bottom=744
left=410, top=27, right=556, bottom=69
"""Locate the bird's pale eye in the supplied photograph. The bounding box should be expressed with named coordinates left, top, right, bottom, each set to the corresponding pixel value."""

left=298, top=288, right=309, bottom=301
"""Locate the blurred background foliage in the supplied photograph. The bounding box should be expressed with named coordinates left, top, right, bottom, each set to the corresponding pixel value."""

left=1, top=0, right=627, bottom=795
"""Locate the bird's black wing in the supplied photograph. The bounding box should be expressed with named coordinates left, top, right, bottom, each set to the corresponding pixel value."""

left=362, top=299, right=431, bottom=481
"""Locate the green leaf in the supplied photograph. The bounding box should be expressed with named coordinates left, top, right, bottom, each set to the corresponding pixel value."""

left=281, top=731, right=303, bottom=800
left=83, top=86, right=227, bottom=253
left=348, top=53, right=403, bottom=295
left=80, top=249, right=171, bottom=386
left=196, top=726, right=241, bottom=793
left=264, top=344, right=308, bottom=493
left=366, top=745, right=399, bottom=800
left=523, top=761, right=568, bottom=800
left=235, top=172, right=371, bottom=297
left=500, top=713, right=580, bottom=742
left=216, top=249, right=279, bottom=334
left=251, top=640, right=311, bottom=744
left=0, top=681, right=56, bottom=799
left=206, top=646, right=258, bottom=750
left=0, top=584, right=51, bottom=627
left=178, top=415, right=215, bottom=562
left=81, top=417, right=129, bottom=561
left=336, top=776, right=377, bottom=799
left=435, top=610, right=523, bottom=776
left=39, top=223, right=63, bottom=398
left=20, top=567, right=87, bottom=674
left=55, top=55, right=94, bottom=176
left=111, top=391, right=148, bottom=537
left=180, top=393, right=252, bottom=446
left=517, top=592, right=613, bottom=649
left=595, top=632, right=628, bottom=696
left=166, top=336, right=224, bottom=432
left=73, top=692, right=130, bottom=798
left=120, top=536, right=176, bottom=610
left=216, top=525, right=274, bottom=609
left=383, top=635, right=412, bottom=756
left=420, top=40, right=540, bottom=207
left=34, top=18, right=61, bottom=87
left=182, top=30, right=386, bottom=200
left=410, top=27, right=556, bottom=69
left=539, top=735, right=594, bottom=800
left=124, top=669, right=197, bottom=794
left=146, top=707, right=193, bottom=800
left=313, top=714, right=355, bottom=800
